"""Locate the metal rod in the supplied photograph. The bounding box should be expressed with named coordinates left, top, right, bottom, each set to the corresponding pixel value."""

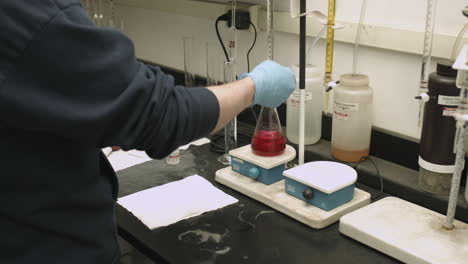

left=299, top=0, right=306, bottom=165
left=444, top=122, right=466, bottom=229
left=300, top=0, right=306, bottom=90
left=445, top=73, right=468, bottom=228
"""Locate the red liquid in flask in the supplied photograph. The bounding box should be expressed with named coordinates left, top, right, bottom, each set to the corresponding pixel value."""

left=251, top=130, right=286, bottom=157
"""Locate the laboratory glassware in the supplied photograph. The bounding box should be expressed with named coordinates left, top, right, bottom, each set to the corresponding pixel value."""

left=251, top=107, right=286, bottom=157
left=108, top=0, right=115, bottom=28
left=416, top=0, right=438, bottom=127
left=286, top=65, right=323, bottom=145
left=183, top=36, right=196, bottom=87
left=266, top=0, right=274, bottom=60
left=206, top=42, right=223, bottom=87
left=95, top=0, right=104, bottom=27
left=451, top=22, right=468, bottom=62
left=251, top=0, right=286, bottom=158
left=91, top=0, right=98, bottom=24
left=324, top=0, right=336, bottom=112
left=217, top=65, right=238, bottom=165
left=218, top=3, right=238, bottom=165
left=331, top=74, right=373, bottom=163
left=419, top=61, right=459, bottom=195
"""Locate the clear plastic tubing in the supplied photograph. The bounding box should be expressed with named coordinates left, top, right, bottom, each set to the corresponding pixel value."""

left=451, top=22, right=468, bottom=62
left=306, top=25, right=327, bottom=65
left=352, top=0, right=368, bottom=75
left=324, top=0, right=336, bottom=112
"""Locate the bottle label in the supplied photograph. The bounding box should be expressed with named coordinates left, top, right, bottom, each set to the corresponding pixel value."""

left=438, top=95, right=460, bottom=106
left=334, top=111, right=349, bottom=120
left=442, top=107, right=457, bottom=117
left=289, top=91, right=313, bottom=107
left=334, top=100, right=359, bottom=112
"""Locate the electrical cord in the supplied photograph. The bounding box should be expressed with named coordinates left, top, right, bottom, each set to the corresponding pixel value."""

left=215, top=17, right=230, bottom=62
left=353, top=156, right=384, bottom=200
left=210, top=134, right=253, bottom=153
left=209, top=122, right=255, bottom=153
left=246, top=22, right=258, bottom=122
left=247, top=21, right=257, bottom=72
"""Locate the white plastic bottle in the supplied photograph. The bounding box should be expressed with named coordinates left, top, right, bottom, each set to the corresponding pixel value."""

left=286, top=65, right=324, bottom=145
left=331, top=74, right=373, bottom=163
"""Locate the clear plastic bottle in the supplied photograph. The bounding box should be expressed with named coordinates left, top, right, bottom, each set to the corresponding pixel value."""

left=331, top=74, right=373, bottom=162
left=286, top=64, right=324, bottom=145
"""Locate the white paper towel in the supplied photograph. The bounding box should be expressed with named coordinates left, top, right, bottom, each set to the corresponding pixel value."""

left=118, top=175, right=238, bottom=230
left=179, top=137, right=211, bottom=150
left=104, top=138, right=210, bottom=172
left=105, top=149, right=152, bottom=172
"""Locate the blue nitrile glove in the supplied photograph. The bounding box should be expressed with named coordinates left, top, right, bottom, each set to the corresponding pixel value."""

left=240, top=60, right=296, bottom=108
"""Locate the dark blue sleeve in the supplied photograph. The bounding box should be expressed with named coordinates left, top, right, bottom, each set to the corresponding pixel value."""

left=0, top=3, right=219, bottom=159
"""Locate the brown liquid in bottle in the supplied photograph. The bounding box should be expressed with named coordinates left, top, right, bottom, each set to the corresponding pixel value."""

left=331, top=146, right=369, bottom=163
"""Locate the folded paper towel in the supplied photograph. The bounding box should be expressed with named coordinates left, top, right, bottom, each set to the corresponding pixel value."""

left=118, top=175, right=238, bottom=230
left=105, top=149, right=152, bottom=172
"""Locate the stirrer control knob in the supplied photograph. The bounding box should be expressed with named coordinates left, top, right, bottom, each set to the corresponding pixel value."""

left=248, top=167, right=260, bottom=179
left=303, top=189, right=314, bottom=200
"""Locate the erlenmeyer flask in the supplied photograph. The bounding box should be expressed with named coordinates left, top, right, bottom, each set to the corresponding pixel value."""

left=251, top=107, right=286, bottom=156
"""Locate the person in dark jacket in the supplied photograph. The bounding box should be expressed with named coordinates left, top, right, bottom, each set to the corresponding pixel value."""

left=0, top=1, right=295, bottom=263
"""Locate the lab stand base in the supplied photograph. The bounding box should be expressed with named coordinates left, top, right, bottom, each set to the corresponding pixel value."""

left=339, top=197, right=468, bottom=264
left=215, top=167, right=371, bottom=229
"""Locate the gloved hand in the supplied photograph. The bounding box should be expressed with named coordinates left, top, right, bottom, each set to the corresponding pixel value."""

left=240, top=60, right=296, bottom=108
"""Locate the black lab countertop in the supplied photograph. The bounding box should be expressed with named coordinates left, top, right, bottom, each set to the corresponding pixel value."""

left=115, top=144, right=400, bottom=264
